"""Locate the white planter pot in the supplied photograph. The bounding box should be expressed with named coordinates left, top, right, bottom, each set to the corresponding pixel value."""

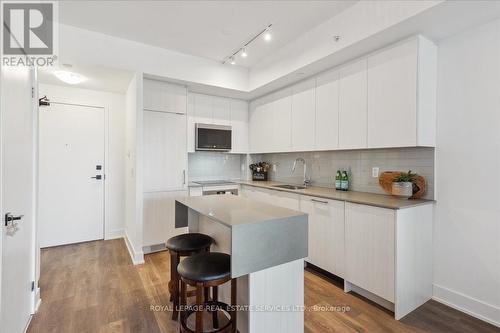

left=392, top=182, right=413, bottom=198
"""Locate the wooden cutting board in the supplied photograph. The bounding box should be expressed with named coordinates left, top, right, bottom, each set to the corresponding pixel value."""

left=379, top=171, right=427, bottom=199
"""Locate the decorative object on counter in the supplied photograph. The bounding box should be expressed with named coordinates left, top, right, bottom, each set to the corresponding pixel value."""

left=335, top=170, right=342, bottom=190
left=379, top=170, right=427, bottom=199
left=249, top=162, right=269, bottom=181
left=341, top=170, right=350, bottom=191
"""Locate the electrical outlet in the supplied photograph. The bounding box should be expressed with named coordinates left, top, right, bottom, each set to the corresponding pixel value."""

left=372, top=167, right=379, bottom=178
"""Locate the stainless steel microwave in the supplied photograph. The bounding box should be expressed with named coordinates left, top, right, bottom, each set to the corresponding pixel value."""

left=195, top=123, right=232, bottom=151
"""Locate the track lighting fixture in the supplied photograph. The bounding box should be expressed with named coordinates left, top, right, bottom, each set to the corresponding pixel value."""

left=223, top=24, right=272, bottom=64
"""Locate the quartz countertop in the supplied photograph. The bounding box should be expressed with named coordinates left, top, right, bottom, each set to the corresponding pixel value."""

left=176, top=194, right=306, bottom=228
left=237, top=180, right=434, bottom=210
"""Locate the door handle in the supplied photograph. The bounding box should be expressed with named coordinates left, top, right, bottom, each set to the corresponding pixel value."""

left=183, top=170, right=186, bottom=185
left=311, top=198, right=328, bottom=204
left=5, top=212, right=23, bottom=227
left=91, top=175, right=102, bottom=180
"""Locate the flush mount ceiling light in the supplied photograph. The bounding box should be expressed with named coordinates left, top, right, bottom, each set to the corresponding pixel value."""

left=54, top=70, right=86, bottom=84
left=223, top=24, right=272, bottom=65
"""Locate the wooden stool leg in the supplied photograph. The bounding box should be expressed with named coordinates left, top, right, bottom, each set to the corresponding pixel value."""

left=180, top=280, right=187, bottom=327
left=171, top=251, right=180, bottom=321
left=204, top=287, right=210, bottom=303
left=231, top=279, right=237, bottom=333
left=212, top=286, right=219, bottom=329
left=195, top=283, right=204, bottom=333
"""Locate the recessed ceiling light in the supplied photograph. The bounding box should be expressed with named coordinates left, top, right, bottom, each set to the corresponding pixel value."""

left=54, top=71, right=86, bottom=85
left=241, top=48, right=248, bottom=58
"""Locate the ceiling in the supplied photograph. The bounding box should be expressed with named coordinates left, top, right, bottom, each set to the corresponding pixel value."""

left=59, top=1, right=355, bottom=68
left=38, top=64, right=134, bottom=93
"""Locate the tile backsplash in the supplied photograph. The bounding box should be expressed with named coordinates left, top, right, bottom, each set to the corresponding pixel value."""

left=188, top=152, right=244, bottom=181
left=249, top=147, right=435, bottom=199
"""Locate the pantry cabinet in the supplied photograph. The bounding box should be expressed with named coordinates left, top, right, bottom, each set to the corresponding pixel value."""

left=143, top=78, right=186, bottom=114
left=315, top=69, right=339, bottom=151
left=367, top=37, right=436, bottom=148
left=187, top=93, right=249, bottom=153
left=300, top=196, right=345, bottom=278
left=291, top=79, right=316, bottom=151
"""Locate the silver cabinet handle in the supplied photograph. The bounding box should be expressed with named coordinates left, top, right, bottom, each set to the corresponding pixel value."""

left=183, top=170, right=186, bottom=185
left=311, top=198, right=328, bottom=204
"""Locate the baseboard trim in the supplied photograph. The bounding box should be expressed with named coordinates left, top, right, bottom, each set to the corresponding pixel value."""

left=105, top=228, right=125, bottom=240
left=34, top=287, right=41, bottom=313
left=124, top=231, right=144, bottom=265
left=433, top=284, right=500, bottom=328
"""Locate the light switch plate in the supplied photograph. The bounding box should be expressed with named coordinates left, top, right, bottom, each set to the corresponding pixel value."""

left=372, top=167, right=379, bottom=178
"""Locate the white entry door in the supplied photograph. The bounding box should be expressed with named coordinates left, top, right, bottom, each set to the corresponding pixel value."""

left=1, top=67, right=36, bottom=333
left=38, top=102, right=105, bottom=248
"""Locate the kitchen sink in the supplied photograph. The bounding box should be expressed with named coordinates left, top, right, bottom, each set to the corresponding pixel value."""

left=272, top=184, right=307, bottom=190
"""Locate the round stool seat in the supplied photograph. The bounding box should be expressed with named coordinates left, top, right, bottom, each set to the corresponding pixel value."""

left=178, top=252, right=230, bottom=283
left=166, top=233, right=214, bottom=253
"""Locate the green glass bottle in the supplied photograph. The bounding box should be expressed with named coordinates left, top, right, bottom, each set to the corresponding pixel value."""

left=335, top=170, right=342, bottom=190
left=341, top=170, right=349, bottom=191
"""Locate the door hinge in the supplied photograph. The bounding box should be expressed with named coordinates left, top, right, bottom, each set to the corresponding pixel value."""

left=31, top=281, right=35, bottom=292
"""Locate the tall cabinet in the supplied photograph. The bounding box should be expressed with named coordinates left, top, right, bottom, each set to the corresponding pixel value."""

left=143, top=78, right=188, bottom=249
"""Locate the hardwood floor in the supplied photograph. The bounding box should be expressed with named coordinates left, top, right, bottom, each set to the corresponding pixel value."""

left=28, top=239, right=499, bottom=333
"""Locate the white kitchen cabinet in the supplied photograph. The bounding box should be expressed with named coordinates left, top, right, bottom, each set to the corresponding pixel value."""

left=249, top=97, right=273, bottom=153
left=230, top=99, right=249, bottom=154
left=315, top=70, right=339, bottom=151
left=143, top=190, right=188, bottom=247
left=271, top=89, right=292, bottom=152
left=143, top=110, right=187, bottom=192
left=367, top=37, right=437, bottom=148
left=338, top=59, right=367, bottom=149
left=344, top=202, right=395, bottom=302
left=212, top=96, right=231, bottom=126
left=300, top=196, right=345, bottom=277
left=188, top=93, right=248, bottom=153
left=291, top=79, right=316, bottom=151
left=143, top=79, right=186, bottom=114
left=240, top=185, right=299, bottom=210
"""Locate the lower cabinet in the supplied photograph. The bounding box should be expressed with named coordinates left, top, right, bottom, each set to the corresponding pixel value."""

left=300, top=196, right=345, bottom=278
left=240, top=185, right=300, bottom=210
left=344, top=202, right=395, bottom=302
left=143, top=190, right=188, bottom=247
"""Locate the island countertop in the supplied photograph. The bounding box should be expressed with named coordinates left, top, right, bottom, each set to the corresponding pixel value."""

left=176, top=194, right=306, bottom=228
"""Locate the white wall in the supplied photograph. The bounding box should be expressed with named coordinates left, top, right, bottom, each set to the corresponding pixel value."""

left=59, top=24, right=249, bottom=92
left=38, top=83, right=126, bottom=239
left=124, top=74, right=144, bottom=264
left=434, top=19, right=500, bottom=326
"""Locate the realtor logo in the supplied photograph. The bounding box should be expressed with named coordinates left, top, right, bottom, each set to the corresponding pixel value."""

left=2, top=1, right=58, bottom=66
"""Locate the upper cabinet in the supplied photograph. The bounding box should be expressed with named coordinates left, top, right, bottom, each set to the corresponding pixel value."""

left=143, top=78, right=187, bottom=114
left=315, top=69, right=339, bottom=151
left=291, top=79, right=316, bottom=152
left=247, top=35, right=437, bottom=154
left=339, top=59, right=368, bottom=149
left=367, top=37, right=436, bottom=148
left=187, top=93, right=249, bottom=153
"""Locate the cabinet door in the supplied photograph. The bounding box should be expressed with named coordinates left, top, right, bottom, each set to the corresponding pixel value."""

left=212, top=96, right=231, bottom=125
left=194, top=93, right=213, bottom=124
left=230, top=99, right=248, bottom=153
left=338, top=59, right=367, bottom=149
left=345, top=203, right=395, bottom=302
left=272, top=89, right=292, bottom=152
left=143, top=111, right=187, bottom=192
left=291, top=79, right=316, bottom=151
left=315, top=70, right=339, bottom=150
left=187, top=93, right=196, bottom=153
left=143, top=190, right=188, bottom=246
left=367, top=40, right=418, bottom=148
left=143, top=79, right=186, bottom=114
left=301, top=197, right=344, bottom=277
left=249, top=99, right=273, bottom=153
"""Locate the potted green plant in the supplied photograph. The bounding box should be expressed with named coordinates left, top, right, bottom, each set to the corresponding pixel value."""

left=392, top=170, right=417, bottom=199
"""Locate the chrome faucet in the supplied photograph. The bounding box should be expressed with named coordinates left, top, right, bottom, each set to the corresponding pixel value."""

left=291, top=157, right=310, bottom=187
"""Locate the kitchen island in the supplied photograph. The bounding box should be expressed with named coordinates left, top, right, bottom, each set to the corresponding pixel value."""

left=175, top=195, right=308, bottom=333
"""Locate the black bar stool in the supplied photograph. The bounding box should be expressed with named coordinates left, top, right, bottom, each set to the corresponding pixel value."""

left=166, top=233, right=214, bottom=321
left=177, top=252, right=237, bottom=333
